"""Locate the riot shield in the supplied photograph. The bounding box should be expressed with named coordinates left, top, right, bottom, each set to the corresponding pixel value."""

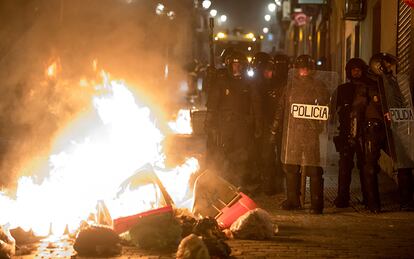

left=281, top=69, right=338, bottom=167
left=381, top=72, right=414, bottom=169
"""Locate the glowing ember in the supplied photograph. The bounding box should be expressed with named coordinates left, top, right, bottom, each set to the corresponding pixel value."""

left=0, top=70, right=199, bottom=236
left=168, top=109, right=193, bottom=134
left=46, top=60, right=60, bottom=79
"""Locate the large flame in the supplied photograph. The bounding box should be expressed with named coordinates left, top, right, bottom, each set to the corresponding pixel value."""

left=0, top=70, right=199, bottom=236
left=168, top=109, right=193, bottom=135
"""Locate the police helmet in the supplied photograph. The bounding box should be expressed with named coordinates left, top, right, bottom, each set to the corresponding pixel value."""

left=251, top=52, right=274, bottom=70
left=369, top=52, right=398, bottom=76
left=345, top=58, right=368, bottom=79
left=274, top=54, right=289, bottom=65
left=225, top=51, right=248, bottom=67
left=273, top=54, right=289, bottom=74
left=294, top=55, right=316, bottom=70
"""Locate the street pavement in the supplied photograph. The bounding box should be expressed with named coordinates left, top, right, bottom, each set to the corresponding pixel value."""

left=117, top=167, right=414, bottom=259
left=14, top=135, right=414, bottom=259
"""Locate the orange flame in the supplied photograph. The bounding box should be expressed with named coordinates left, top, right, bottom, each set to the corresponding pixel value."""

left=168, top=109, right=193, bottom=134
left=0, top=69, right=199, bottom=236
left=45, top=59, right=61, bottom=79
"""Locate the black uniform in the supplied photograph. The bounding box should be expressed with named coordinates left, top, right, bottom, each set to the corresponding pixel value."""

left=205, top=53, right=261, bottom=188
left=333, top=58, right=370, bottom=208
left=360, top=52, right=414, bottom=212
left=361, top=73, right=386, bottom=213
left=256, top=77, right=286, bottom=194
left=374, top=53, right=414, bottom=211
left=383, top=71, right=414, bottom=210
left=284, top=73, right=330, bottom=213
left=251, top=52, right=287, bottom=195
left=275, top=55, right=330, bottom=214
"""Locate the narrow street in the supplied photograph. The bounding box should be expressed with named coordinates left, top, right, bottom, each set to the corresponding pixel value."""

left=13, top=135, right=414, bottom=259
left=1, top=1, right=414, bottom=258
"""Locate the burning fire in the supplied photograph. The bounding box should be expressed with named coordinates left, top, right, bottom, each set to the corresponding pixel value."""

left=168, top=109, right=193, bottom=134
left=0, top=67, right=199, bottom=237
left=45, top=59, right=60, bottom=79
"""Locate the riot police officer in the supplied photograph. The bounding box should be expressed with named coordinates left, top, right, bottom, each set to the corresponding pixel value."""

left=205, top=50, right=261, bottom=189
left=354, top=54, right=391, bottom=213
left=333, top=58, right=370, bottom=208
left=251, top=52, right=288, bottom=195
left=204, top=48, right=232, bottom=170
left=275, top=55, right=333, bottom=214
left=369, top=53, right=414, bottom=211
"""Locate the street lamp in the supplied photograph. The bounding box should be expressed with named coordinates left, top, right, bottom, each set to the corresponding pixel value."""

left=275, top=0, right=282, bottom=7
left=268, top=3, right=276, bottom=12
left=220, top=14, right=227, bottom=23
left=263, top=27, right=269, bottom=34
left=202, top=0, right=211, bottom=9
left=264, top=14, right=271, bottom=21
left=210, top=9, right=217, bottom=17
left=155, top=3, right=165, bottom=15
left=167, top=11, right=175, bottom=20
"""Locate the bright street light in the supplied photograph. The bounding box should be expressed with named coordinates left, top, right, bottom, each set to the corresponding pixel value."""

left=220, top=14, right=227, bottom=23
left=217, top=32, right=226, bottom=39
left=167, top=11, right=175, bottom=20
left=210, top=9, right=217, bottom=17
left=264, top=14, right=271, bottom=21
left=155, top=3, right=165, bottom=15
left=275, top=0, right=282, bottom=7
left=263, top=27, right=269, bottom=34
left=202, top=0, right=211, bottom=9
left=268, top=3, right=276, bottom=12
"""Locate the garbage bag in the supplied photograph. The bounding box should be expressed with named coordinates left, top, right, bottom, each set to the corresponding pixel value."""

left=9, top=227, right=39, bottom=245
left=176, top=214, right=197, bottom=238
left=0, top=225, right=15, bottom=259
left=128, top=211, right=182, bottom=251
left=176, top=234, right=210, bottom=259
left=192, top=218, right=231, bottom=258
left=230, top=208, right=276, bottom=240
left=73, top=225, right=121, bottom=256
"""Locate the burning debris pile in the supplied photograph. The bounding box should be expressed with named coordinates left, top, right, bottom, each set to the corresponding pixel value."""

left=74, top=225, right=121, bottom=257
left=0, top=63, right=277, bottom=258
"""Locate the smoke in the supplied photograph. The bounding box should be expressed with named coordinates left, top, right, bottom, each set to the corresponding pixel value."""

left=0, top=0, right=195, bottom=188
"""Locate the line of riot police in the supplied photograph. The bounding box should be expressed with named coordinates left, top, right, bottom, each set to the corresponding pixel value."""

left=203, top=48, right=414, bottom=214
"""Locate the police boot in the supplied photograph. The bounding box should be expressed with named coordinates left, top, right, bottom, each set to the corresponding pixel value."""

left=363, top=166, right=381, bottom=213
left=398, top=169, right=414, bottom=211
left=334, top=155, right=352, bottom=208
left=310, top=175, right=324, bottom=214
left=358, top=168, right=368, bottom=206
left=281, top=172, right=301, bottom=210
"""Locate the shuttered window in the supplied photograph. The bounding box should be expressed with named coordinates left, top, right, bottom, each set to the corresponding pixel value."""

left=397, top=0, right=412, bottom=74
left=397, top=0, right=413, bottom=100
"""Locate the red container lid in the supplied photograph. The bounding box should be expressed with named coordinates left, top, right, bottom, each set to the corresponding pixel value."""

left=216, top=192, right=257, bottom=229
left=113, top=205, right=173, bottom=234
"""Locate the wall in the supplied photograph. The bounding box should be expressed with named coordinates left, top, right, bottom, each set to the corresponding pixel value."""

left=329, top=0, right=398, bottom=80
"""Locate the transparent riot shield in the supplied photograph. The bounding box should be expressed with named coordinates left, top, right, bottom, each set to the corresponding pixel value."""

left=381, top=73, right=414, bottom=169
left=281, top=69, right=338, bottom=167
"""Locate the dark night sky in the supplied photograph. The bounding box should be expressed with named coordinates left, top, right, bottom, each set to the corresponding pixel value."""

left=213, top=0, right=271, bottom=33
